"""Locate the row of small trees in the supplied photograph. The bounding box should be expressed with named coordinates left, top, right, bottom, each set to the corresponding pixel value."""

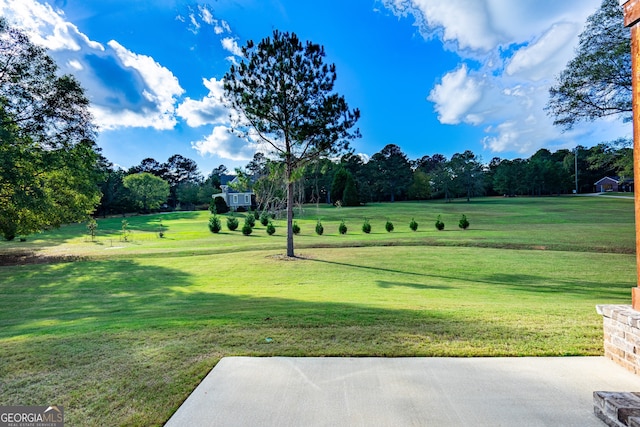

left=208, top=213, right=470, bottom=236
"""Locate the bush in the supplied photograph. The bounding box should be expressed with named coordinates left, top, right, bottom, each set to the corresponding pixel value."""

left=409, top=218, right=418, bottom=231
left=242, top=223, right=253, bottom=235
left=236, top=206, right=247, bottom=213
left=211, top=197, right=229, bottom=214
left=227, top=216, right=239, bottom=231
left=253, top=210, right=260, bottom=220
left=208, top=215, right=222, bottom=233
left=435, top=215, right=445, bottom=231
left=362, top=218, right=371, bottom=234
left=245, top=214, right=256, bottom=228
left=459, top=214, right=470, bottom=230
left=339, top=220, right=347, bottom=235
left=260, top=212, right=270, bottom=226
left=292, top=221, right=301, bottom=235
left=315, top=220, right=324, bottom=235
left=385, top=220, right=394, bottom=232
left=266, top=222, right=276, bottom=235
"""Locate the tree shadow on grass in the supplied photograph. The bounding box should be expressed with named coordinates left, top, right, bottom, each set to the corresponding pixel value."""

left=0, top=256, right=605, bottom=426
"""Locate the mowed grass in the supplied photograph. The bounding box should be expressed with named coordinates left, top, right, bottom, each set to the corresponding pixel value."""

left=0, top=196, right=636, bottom=426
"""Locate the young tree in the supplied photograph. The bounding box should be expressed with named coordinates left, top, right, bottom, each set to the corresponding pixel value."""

left=547, top=0, right=631, bottom=129
left=0, top=19, right=102, bottom=240
left=123, top=173, right=170, bottom=213
left=224, top=30, right=360, bottom=257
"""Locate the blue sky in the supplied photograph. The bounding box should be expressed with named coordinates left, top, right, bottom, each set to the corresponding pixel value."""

left=1, top=0, right=631, bottom=175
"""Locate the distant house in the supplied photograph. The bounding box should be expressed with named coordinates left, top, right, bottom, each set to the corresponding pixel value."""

left=594, top=176, right=634, bottom=193
left=213, top=176, right=254, bottom=211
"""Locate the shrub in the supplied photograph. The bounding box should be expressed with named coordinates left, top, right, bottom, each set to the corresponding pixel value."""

left=339, top=220, right=347, bottom=235
left=236, top=206, right=247, bottom=213
left=459, top=214, right=470, bottom=230
left=385, top=220, right=394, bottom=232
left=409, top=218, right=418, bottom=231
left=315, top=220, right=324, bottom=235
left=260, top=212, right=270, bottom=226
left=266, top=222, right=276, bottom=235
left=211, top=197, right=229, bottom=214
left=362, top=218, right=371, bottom=234
left=245, top=214, right=256, bottom=228
left=227, top=216, right=239, bottom=231
left=253, top=210, right=260, bottom=220
left=242, top=223, right=253, bottom=235
left=292, top=221, right=301, bottom=235
left=87, top=218, right=98, bottom=241
left=435, top=215, right=445, bottom=231
left=208, top=215, right=222, bottom=233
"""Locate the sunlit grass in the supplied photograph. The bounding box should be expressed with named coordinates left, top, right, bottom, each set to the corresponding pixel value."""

left=0, top=196, right=635, bottom=426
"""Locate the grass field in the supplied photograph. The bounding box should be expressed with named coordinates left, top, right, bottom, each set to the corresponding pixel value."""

left=0, top=196, right=636, bottom=426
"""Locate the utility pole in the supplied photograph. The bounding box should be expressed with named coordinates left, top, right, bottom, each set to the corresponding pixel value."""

left=620, top=0, right=640, bottom=309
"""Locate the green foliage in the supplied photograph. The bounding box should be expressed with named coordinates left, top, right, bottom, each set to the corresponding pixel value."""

left=343, top=173, right=359, bottom=206
left=435, top=215, right=445, bottom=231
left=292, top=221, right=301, bottom=235
left=260, top=212, right=270, bottom=226
left=253, top=209, right=260, bottom=220
left=315, top=220, right=324, bottom=236
left=331, top=167, right=349, bottom=203
left=86, top=218, right=98, bottom=241
left=338, top=220, right=347, bottom=235
left=547, top=0, right=631, bottom=129
left=0, top=20, right=102, bottom=240
left=224, top=29, right=360, bottom=257
left=385, top=220, right=394, bottom=232
left=409, top=218, right=418, bottom=232
left=362, top=218, right=371, bottom=234
left=212, top=197, right=230, bottom=214
left=266, top=222, right=276, bottom=235
left=226, top=216, right=239, bottom=231
left=459, top=214, right=470, bottom=230
left=245, top=214, right=256, bottom=228
left=123, top=173, right=170, bottom=213
left=241, top=223, right=253, bottom=235
left=121, top=219, right=130, bottom=241
left=208, top=215, right=222, bottom=233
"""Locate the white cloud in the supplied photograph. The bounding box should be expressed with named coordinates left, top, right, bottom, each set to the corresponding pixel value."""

left=177, top=78, right=229, bottom=127
left=383, top=0, right=624, bottom=156
left=191, top=126, right=257, bottom=161
left=199, top=5, right=214, bottom=25
left=428, top=65, right=482, bottom=125
left=0, top=0, right=185, bottom=131
left=505, top=22, right=579, bottom=80
left=221, top=37, right=243, bottom=57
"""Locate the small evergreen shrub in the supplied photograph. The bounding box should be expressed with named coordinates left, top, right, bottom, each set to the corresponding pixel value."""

left=253, top=210, right=260, bottom=220
left=292, top=221, right=301, bottom=235
left=459, top=214, right=470, bottom=230
left=227, top=216, right=239, bottom=231
left=242, top=223, right=253, bottom=235
left=266, top=222, right=276, bottom=235
left=339, top=220, right=347, bottom=235
left=315, top=220, right=324, bottom=235
left=362, top=218, right=371, bottom=234
left=260, top=212, right=270, bottom=226
left=211, top=197, right=229, bottom=214
left=245, top=214, right=256, bottom=228
left=435, top=215, right=445, bottom=231
left=385, top=220, right=394, bottom=232
left=209, top=215, right=222, bottom=233
left=409, top=218, right=418, bottom=232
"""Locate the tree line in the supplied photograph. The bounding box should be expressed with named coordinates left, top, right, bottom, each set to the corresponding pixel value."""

left=94, top=138, right=632, bottom=218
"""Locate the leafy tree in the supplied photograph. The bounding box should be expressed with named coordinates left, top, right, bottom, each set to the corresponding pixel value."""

left=122, top=173, right=169, bottom=213
left=224, top=30, right=360, bottom=257
left=407, top=170, right=431, bottom=200
left=0, top=19, right=101, bottom=240
left=128, top=158, right=166, bottom=177
left=342, top=173, right=359, bottom=206
left=547, top=0, right=631, bottom=128
left=369, top=144, right=412, bottom=202
left=331, top=167, right=350, bottom=204
left=450, top=150, right=484, bottom=202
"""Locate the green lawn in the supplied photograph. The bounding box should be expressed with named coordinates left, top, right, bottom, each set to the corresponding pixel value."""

left=0, top=196, right=635, bottom=426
